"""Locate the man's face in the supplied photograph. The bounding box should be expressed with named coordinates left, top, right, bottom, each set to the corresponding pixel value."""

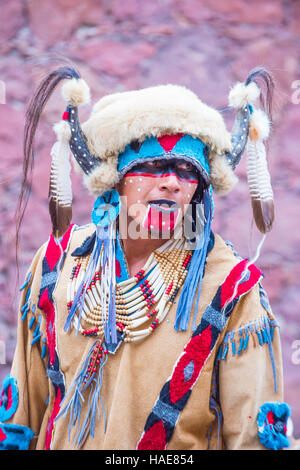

left=117, top=158, right=200, bottom=238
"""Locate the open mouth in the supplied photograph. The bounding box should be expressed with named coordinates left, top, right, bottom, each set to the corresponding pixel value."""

left=143, top=200, right=180, bottom=232
left=148, top=199, right=179, bottom=214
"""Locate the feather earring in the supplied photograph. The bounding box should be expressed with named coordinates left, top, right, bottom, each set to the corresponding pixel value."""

left=246, top=109, right=274, bottom=233
left=49, top=120, right=73, bottom=239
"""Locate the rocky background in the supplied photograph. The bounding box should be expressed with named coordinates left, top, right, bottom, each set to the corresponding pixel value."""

left=0, top=0, right=300, bottom=436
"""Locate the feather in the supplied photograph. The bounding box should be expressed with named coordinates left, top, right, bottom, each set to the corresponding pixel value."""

left=49, top=131, right=73, bottom=238
left=246, top=138, right=274, bottom=233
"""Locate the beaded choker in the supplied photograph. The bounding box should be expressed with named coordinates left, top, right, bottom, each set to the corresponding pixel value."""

left=67, top=237, right=192, bottom=343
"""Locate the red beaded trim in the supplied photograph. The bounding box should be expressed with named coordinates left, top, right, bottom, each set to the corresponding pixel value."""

left=150, top=319, right=159, bottom=330
left=165, top=282, right=174, bottom=296
left=82, top=327, right=100, bottom=336
left=83, top=341, right=108, bottom=384
left=116, top=322, right=125, bottom=331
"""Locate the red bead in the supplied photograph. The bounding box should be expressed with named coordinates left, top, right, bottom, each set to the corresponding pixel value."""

left=62, top=110, right=69, bottom=120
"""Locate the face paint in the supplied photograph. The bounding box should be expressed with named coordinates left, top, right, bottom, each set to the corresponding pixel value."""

left=125, top=158, right=200, bottom=183
left=142, top=199, right=180, bottom=233
left=119, top=158, right=200, bottom=239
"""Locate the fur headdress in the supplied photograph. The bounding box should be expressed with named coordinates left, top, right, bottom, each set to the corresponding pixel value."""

left=20, top=65, right=276, bottom=350
left=23, top=65, right=275, bottom=238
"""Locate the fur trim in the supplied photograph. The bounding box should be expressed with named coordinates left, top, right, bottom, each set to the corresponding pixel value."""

left=210, top=154, right=238, bottom=195
left=229, top=81, right=260, bottom=109
left=71, top=154, right=83, bottom=174
left=249, top=109, right=270, bottom=142
left=81, top=84, right=232, bottom=161
left=62, top=78, right=90, bottom=107
left=53, top=120, right=71, bottom=141
left=84, top=159, right=119, bottom=196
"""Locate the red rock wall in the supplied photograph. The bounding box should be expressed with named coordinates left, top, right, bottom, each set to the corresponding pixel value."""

left=0, top=0, right=300, bottom=437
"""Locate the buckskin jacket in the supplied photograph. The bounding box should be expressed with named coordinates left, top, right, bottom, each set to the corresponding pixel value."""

left=1, top=223, right=285, bottom=451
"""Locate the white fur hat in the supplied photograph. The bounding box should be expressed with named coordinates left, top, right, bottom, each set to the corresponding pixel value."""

left=60, top=80, right=239, bottom=196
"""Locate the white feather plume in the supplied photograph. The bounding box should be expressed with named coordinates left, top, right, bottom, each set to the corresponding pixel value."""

left=246, top=107, right=274, bottom=233
left=246, top=140, right=273, bottom=202
left=50, top=136, right=72, bottom=207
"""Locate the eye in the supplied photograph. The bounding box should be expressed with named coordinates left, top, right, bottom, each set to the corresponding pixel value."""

left=144, top=160, right=162, bottom=169
left=176, top=161, right=194, bottom=172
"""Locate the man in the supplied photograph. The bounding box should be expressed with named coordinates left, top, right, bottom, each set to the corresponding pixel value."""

left=0, top=66, right=291, bottom=450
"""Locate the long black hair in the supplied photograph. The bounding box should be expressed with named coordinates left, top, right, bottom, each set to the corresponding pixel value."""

left=15, top=65, right=80, bottom=277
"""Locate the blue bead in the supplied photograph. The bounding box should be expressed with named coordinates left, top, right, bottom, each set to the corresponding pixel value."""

left=237, top=337, right=244, bottom=354
left=243, top=334, right=249, bottom=350
left=221, top=344, right=228, bottom=360
left=257, top=330, right=263, bottom=345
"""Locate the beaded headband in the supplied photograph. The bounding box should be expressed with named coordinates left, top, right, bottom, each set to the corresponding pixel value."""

left=117, top=134, right=210, bottom=185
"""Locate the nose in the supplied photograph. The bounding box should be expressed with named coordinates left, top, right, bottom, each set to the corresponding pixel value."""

left=158, top=173, right=181, bottom=193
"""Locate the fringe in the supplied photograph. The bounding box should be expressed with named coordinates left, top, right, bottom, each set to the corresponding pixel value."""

left=216, top=314, right=279, bottom=392
left=20, top=273, right=46, bottom=358
left=174, top=189, right=213, bottom=331
left=55, top=340, right=108, bottom=448
left=64, top=223, right=117, bottom=345
left=207, top=360, right=222, bottom=450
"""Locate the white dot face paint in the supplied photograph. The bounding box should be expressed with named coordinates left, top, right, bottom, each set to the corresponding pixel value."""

left=137, top=188, right=141, bottom=192
left=129, top=179, right=133, bottom=183
left=139, top=177, right=143, bottom=182
left=142, top=203, right=180, bottom=234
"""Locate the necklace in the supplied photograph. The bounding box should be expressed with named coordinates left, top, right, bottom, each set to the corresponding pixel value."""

left=67, top=237, right=192, bottom=343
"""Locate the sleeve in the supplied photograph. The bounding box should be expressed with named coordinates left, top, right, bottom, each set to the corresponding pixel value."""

left=217, top=282, right=289, bottom=450
left=0, top=244, right=49, bottom=450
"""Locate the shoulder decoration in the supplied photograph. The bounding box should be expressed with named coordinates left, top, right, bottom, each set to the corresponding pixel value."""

left=217, top=283, right=279, bottom=393
left=0, top=375, right=34, bottom=450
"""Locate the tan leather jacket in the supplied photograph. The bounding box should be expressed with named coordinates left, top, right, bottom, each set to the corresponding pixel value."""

left=7, top=224, right=284, bottom=450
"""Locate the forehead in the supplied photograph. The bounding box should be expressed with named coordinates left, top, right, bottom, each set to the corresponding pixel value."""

left=117, top=134, right=210, bottom=185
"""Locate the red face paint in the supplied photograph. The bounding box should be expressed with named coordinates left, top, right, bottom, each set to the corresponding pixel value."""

left=143, top=200, right=180, bottom=233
